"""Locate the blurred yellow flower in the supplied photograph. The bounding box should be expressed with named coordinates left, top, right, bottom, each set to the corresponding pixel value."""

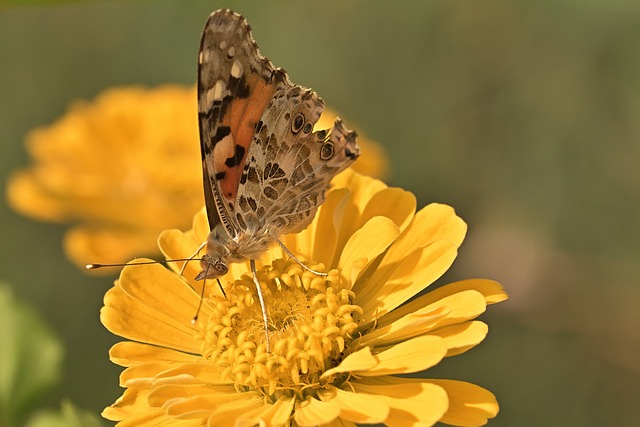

left=101, top=170, right=507, bottom=426
left=6, top=86, right=203, bottom=268
left=6, top=86, right=387, bottom=270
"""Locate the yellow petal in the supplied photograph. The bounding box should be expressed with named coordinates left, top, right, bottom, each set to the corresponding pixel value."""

left=102, top=388, right=152, bottom=421
left=152, top=364, right=229, bottom=385
left=318, top=386, right=389, bottom=424
left=107, top=409, right=181, bottom=426
left=358, top=187, right=416, bottom=235
left=305, top=172, right=414, bottom=272
left=202, top=396, right=268, bottom=422
left=429, top=379, right=499, bottom=426
left=428, top=321, right=489, bottom=357
left=429, top=279, right=508, bottom=305
left=379, top=289, right=488, bottom=332
left=6, top=170, right=68, bottom=221
left=109, top=341, right=200, bottom=366
left=338, top=216, right=400, bottom=285
left=157, top=228, right=204, bottom=289
left=294, top=397, right=341, bottom=427
left=100, top=263, right=202, bottom=353
left=313, top=171, right=390, bottom=268
left=321, top=346, right=377, bottom=378
left=148, top=384, right=237, bottom=407
left=356, top=203, right=466, bottom=316
left=356, top=336, right=447, bottom=376
left=357, top=306, right=449, bottom=347
left=161, top=392, right=262, bottom=419
left=117, top=261, right=197, bottom=318
left=119, top=363, right=173, bottom=387
left=357, top=240, right=459, bottom=321
left=399, top=203, right=467, bottom=251
left=306, top=187, right=351, bottom=267
left=237, top=395, right=295, bottom=427
left=331, top=169, right=387, bottom=211
left=190, top=207, right=211, bottom=242
left=352, top=376, right=449, bottom=426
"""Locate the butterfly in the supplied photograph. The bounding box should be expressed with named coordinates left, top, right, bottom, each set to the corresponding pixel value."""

left=194, top=9, right=360, bottom=351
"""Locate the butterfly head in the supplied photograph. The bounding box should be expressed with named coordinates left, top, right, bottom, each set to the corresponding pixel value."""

left=194, top=227, right=272, bottom=281
left=196, top=252, right=229, bottom=280
left=194, top=224, right=232, bottom=281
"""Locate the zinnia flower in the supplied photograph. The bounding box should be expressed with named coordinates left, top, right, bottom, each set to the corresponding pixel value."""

left=6, top=86, right=203, bottom=268
left=101, top=170, right=507, bottom=426
left=6, top=85, right=386, bottom=271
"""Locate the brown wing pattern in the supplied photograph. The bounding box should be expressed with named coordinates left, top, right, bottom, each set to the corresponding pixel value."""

left=234, top=84, right=360, bottom=235
left=197, top=9, right=277, bottom=236
left=199, top=9, right=360, bottom=239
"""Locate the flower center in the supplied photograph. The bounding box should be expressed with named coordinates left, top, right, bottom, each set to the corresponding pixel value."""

left=197, top=257, right=362, bottom=397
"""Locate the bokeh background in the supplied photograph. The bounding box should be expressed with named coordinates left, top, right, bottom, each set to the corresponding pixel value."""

left=1, top=1, right=639, bottom=425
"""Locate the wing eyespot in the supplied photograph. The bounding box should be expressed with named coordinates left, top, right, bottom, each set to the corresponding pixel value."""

left=302, top=122, right=313, bottom=134
left=315, top=129, right=328, bottom=141
left=320, top=141, right=335, bottom=160
left=345, top=147, right=358, bottom=160
left=291, top=113, right=305, bottom=134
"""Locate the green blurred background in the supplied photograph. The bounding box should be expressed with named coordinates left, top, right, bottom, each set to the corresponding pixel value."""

left=1, top=0, right=639, bottom=425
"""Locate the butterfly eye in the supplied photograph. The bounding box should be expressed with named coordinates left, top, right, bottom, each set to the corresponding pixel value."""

left=291, top=113, right=305, bottom=134
left=315, top=129, right=328, bottom=141
left=320, top=141, right=335, bottom=160
left=214, top=261, right=228, bottom=276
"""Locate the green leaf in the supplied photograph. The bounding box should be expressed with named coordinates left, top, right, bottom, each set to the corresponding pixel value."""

left=26, top=399, right=106, bottom=427
left=0, top=284, right=64, bottom=423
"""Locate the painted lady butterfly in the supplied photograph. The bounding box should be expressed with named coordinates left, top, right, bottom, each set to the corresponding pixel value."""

left=195, top=9, right=360, bottom=350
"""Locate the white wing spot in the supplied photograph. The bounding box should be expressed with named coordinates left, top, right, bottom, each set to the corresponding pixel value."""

left=231, top=60, right=243, bottom=79
left=228, top=46, right=236, bottom=58
left=219, top=40, right=227, bottom=50
left=213, top=134, right=235, bottom=168
left=212, top=80, right=226, bottom=100
left=199, top=80, right=227, bottom=112
left=200, top=48, right=213, bottom=64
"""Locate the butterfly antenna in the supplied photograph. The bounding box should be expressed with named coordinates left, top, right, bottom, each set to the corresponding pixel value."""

left=86, top=258, right=201, bottom=270
left=250, top=259, right=271, bottom=353
left=180, top=241, right=208, bottom=276
left=191, top=272, right=226, bottom=324
left=192, top=264, right=210, bottom=324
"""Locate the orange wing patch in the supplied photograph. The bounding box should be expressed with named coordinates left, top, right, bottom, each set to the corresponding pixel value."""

left=215, top=75, right=275, bottom=202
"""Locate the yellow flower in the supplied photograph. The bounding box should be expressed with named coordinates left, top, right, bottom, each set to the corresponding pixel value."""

left=6, top=86, right=387, bottom=270
left=6, top=86, right=204, bottom=268
left=101, top=170, right=507, bottom=426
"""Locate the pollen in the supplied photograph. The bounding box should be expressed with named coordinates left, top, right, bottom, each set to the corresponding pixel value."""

left=196, top=257, right=362, bottom=396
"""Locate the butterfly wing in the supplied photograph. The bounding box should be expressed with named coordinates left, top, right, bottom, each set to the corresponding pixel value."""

left=235, top=80, right=360, bottom=236
left=199, top=9, right=360, bottom=240
left=197, top=9, right=278, bottom=237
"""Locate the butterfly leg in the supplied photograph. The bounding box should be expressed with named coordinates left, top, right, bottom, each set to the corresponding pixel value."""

left=250, top=259, right=271, bottom=353
left=180, top=240, right=208, bottom=276
left=271, top=235, right=329, bottom=277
